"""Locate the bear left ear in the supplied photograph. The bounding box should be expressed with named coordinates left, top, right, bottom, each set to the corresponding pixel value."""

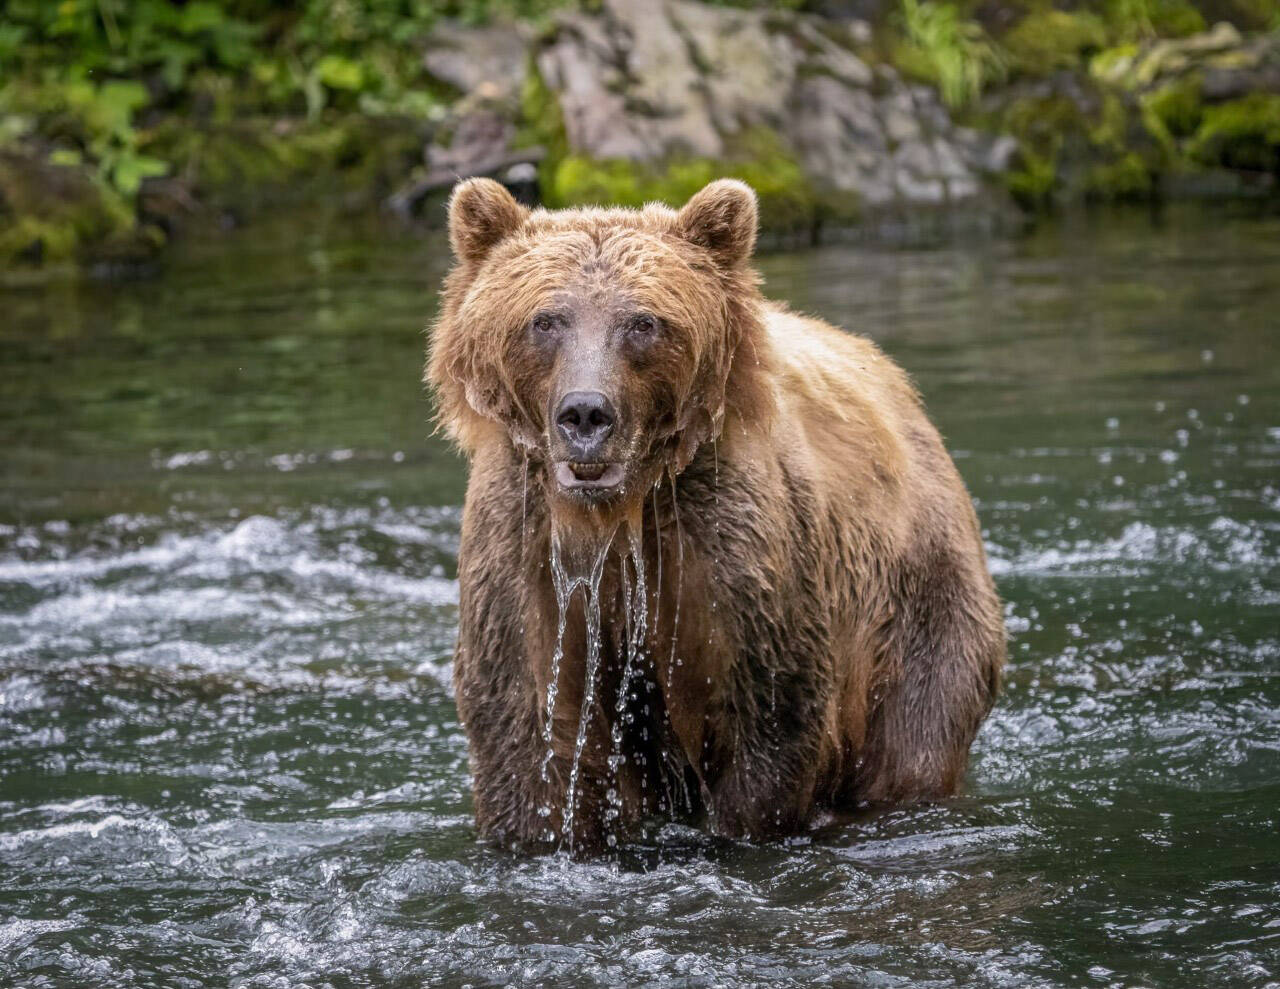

left=448, top=177, right=528, bottom=264
left=677, top=179, right=758, bottom=269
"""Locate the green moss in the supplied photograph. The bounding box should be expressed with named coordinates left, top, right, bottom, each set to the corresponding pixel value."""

left=992, top=78, right=1172, bottom=209
left=1221, top=0, right=1280, bottom=31
left=999, top=92, right=1086, bottom=167
left=1147, top=0, right=1206, bottom=38
left=0, top=149, right=145, bottom=266
left=1091, top=43, right=1141, bottom=82
left=547, top=128, right=832, bottom=236
left=517, top=54, right=569, bottom=200
left=1002, top=10, right=1108, bottom=75
left=1004, top=147, right=1057, bottom=209
left=1088, top=90, right=1130, bottom=151
left=990, top=92, right=1074, bottom=209
left=1085, top=151, right=1155, bottom=198
left=147, top=115, right=422, bottom=204
left=1102, top=0, right=1205, bottom=41
left=1143, top=73, right=1204, bottom=140
left=1188, top=93, right=1280, bottom=173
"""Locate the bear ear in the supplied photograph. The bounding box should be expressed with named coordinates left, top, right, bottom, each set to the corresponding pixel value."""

left=677, top=179, right=758, bottom=269
left=448, top=177, right=528, bottom=264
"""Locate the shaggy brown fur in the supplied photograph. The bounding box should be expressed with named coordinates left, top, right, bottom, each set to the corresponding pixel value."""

left=428, top=178, right=1005, bottom=854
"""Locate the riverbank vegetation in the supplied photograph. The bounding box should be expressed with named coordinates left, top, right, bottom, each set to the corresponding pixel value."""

left=2, top=0, right=1278, bottom=271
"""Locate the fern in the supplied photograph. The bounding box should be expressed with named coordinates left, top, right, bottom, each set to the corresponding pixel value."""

left=898, top=0, right=1006, bottom=109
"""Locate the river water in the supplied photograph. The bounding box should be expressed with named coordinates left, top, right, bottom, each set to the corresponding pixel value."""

left=2, top=205, right=1278, bottom=987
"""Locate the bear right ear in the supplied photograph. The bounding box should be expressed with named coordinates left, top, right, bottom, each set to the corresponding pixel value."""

left=448, top=177, right=528, bottom=264
left=677, top=179, right=758, bottom=269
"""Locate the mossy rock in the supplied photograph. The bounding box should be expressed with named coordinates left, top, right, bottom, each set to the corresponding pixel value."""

left=1003, top=147, right=1057, bottom=209
left=1002, top=10, right=1109, bottom=76
left=544, top=126, right=837, bottom=237
left=1084, top=151, right=1156, bottom=199
left=990, top=76, right=1172, bottom=208
left=548, top=152, right=827, bottom=236
left=1143, top=73, right=1205, bottom=139
left=147, top=115, right=424, bottom=206
left=0, top=148, right=158, bottom=268
left=1134, top=0, right=1207, bottom=39
left=1188, top=92, right=1280, bottom=173
left=1090, top=43, right=1142, bottom=83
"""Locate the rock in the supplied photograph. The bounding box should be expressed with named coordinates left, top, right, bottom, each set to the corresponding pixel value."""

left=893, top=139, right=947, bottom=204
left=537, top=18, right=666, bottom=160
left=461, top=0, right=1012, bottom=219
left=790, top=75, right=896, bottom=205
left=429, top=107, right=516, bottom=175
left=882, top=87, right=923, bottom=145
left=794, top=19, right=874, bottom=88
left=1105, top=21, right=1273, bottom=93
left=911, top=85, right=953, bottom=134
left=953, top=128, right=1020, bottom=174
left=668, top=0, right=797, bottom=133
left=423, top=21, right=529, bottom=102
left=931, top=137, right=971, bottom=182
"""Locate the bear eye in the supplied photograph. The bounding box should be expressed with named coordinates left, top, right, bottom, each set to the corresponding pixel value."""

left=628, top=314, right=659, bottom=337
left=530, top=312, right=558, bottom=335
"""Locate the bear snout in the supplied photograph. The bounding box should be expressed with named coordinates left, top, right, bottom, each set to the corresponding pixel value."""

left=554, top=390, right=616, bottom=460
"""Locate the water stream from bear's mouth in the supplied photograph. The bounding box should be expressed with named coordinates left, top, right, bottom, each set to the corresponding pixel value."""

left=544, top=515, right=652, bottom=850
left=547, top=525, right=611, bottom=849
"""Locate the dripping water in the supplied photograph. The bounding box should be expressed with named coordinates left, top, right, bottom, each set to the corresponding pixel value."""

left=651, top=485, right=662, bottom=636
left=519, top=453, right=529, bottom=563
left=666, top=472, right=684, bottom=695
left=604, top=553, right=636, bottom=843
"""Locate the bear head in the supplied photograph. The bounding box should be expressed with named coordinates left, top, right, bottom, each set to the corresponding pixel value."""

left=428, top=178, right=775, bottom=520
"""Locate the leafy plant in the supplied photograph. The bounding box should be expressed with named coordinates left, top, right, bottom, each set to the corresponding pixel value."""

left=896, top=0, right=1005, bottom=109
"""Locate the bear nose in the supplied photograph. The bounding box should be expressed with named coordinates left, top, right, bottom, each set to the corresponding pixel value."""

left=555, top=391, right=615, bottom=456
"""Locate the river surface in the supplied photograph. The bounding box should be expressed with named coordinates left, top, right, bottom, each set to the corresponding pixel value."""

left=2, top=205, right=1278, bottom=988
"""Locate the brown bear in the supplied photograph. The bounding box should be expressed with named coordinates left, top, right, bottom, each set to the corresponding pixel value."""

left=427, top=177, right=1005, bottom=854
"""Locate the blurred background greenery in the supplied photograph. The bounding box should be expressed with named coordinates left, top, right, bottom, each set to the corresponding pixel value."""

left=1, top=0, right=1278, bottom=272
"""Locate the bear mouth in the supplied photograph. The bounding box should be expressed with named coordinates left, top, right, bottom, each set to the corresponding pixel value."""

left=554, top=461, right=626, bottom=492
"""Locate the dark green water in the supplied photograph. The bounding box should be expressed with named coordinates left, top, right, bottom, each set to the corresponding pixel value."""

left=2, top=205, right=1278, bottom=988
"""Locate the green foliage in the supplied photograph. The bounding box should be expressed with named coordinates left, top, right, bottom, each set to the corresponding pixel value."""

left=0, top=0, right=573, bottom=199
left=894, top=0, right=1005, bottom=109
left=0, top=0, right=575, bottom=266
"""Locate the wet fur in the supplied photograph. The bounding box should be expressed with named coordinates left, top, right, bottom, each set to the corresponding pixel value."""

left=429, top=179, right=1005, bottom=853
